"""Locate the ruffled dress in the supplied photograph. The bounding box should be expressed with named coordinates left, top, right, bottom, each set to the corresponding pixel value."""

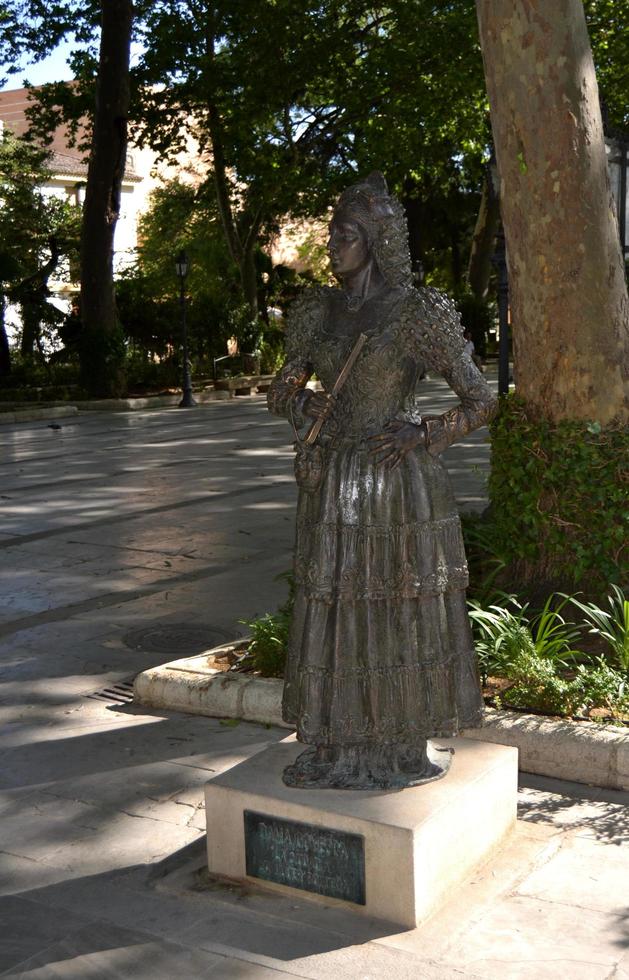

left=267, top=285, right=495, bottom=750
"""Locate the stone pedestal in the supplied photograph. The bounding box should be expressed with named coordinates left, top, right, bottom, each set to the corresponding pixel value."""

left=205, top=735, right=518, bottom=928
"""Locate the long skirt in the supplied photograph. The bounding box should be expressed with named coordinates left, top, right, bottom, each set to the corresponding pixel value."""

left=283, top=441, right=483, bottom=746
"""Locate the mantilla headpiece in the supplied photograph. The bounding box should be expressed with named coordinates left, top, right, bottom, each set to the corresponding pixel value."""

left=334, top=172, right=413, bottom=288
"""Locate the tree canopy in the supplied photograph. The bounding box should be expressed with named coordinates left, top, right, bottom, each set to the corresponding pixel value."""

left=0, top=130, right=80, bottom=371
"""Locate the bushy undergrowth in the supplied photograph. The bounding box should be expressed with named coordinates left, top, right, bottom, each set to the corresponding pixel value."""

left=468, top=590, right=629, bottom=721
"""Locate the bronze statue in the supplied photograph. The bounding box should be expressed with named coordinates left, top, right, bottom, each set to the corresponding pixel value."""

left=267, top=173, right=496, bottom=790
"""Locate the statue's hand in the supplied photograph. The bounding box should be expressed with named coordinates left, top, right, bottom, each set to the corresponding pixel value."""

left=301, top=389, right=337, bottom=421
left=368, top=419, right=427, bottom=470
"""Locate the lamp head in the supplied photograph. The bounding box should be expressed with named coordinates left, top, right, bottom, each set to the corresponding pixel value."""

left=175, top=250, right=188, bottom=278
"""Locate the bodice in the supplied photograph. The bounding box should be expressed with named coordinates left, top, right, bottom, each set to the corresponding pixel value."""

left=268, top=282, right=497, bottom=458
left=313, top=292, right=422, bottom=438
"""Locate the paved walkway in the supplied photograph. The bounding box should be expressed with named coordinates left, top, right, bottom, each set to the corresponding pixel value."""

left=0, top=385, right=627, bottom=979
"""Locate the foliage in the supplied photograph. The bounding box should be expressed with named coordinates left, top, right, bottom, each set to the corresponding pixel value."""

left=2, top=0, right=627, bottom=307
left=6, top=1, right=491, bottom=307
left=468, top=591, right=629, bottom=720
left=500, top=650, right=574, bottom=716
left=119, top=179, right=249, bottom=360
left=501, top=651, right=628, bottom=719
left=257, top=328, right=286, bottom=376
left=0, top=130, right=81, bottom=369
left=567, top=587, right=629, bottom=673
left=486, top=395, right=628, bottom=592
left=0, top=1, right=100, bottom=89
left=241, top=610, right=289, bottom=679
left=242, top=573, right=629, bottom=722
left=240, top=572, right=294, bottom=678
left=467, top=593, right=581, bottom=685
left=569, top=659, right=627, bottom=713
left=584, top=0, right=629, bottom=129
left=5, top=0, right=626, bottom=326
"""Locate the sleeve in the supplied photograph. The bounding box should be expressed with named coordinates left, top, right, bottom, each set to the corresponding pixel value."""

left=400, top=287, right=497, bottom=456
left=266, top=288, right=323, bottom=424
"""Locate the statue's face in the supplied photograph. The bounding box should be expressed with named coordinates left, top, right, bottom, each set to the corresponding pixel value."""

left=327, top=214, right=371, bottom=279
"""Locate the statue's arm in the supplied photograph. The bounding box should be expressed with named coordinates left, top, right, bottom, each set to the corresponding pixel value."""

left=267, top=357, right=314, bottom=424
left=403, top=287, right=497, bottom=456
left=423, top=352, right=497, bottom=456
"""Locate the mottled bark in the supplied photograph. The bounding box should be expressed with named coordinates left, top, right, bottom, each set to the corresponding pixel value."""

left=467, top=166, right=501, bottom=299
left=476, top=0, right=629, bottom=424
left=79, top=0, right=133, bottom=397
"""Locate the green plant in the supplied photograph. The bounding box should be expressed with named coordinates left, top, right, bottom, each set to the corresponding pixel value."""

left=240, top=572, right=294, bottom=677
left=566, top=586, right=629, bottom=673
left=467, top=593, right=581, bottom=684
left=469, top=588, right=629, bottom=720
left=502, top=650, right=573, bottom=715
left=241, top=610, right=289, bottom=678
left=468, top=598, right=534, bottom=684
left=570, top=659, right=627, bottom=713
left=503, top=653, right=628, bottom=719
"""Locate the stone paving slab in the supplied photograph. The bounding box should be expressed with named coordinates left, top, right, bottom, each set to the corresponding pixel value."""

left=1, top=393, right=628, bottom=979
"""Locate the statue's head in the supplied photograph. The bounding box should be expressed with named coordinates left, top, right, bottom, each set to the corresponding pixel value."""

left=329, top=172, right=413, bottom=288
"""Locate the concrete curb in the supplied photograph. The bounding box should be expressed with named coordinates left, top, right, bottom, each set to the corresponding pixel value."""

left=134, top=646, right=629, bottom=791
left=0, top=385, right=254, bottom=420
left=133, top=642, right=291, bottom=730
left=0, top=405, right=79, bottom=425
left=73, top=389, right=233, bottom=411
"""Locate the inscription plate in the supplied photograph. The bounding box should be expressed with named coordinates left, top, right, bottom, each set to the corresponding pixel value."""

left=244, top=810, right=366, bottom=905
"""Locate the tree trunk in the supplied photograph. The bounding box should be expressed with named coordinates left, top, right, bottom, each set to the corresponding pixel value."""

left=20, top=304, right=39, bottom=359
left=79, top=0, right=133, bottom=398
left=240, top=244, right=259, bottom=325
left=467, top=165, right=501, bottom=299
left=205, top=16, right=261, bottom=326
left=450, top=225, right=463, bottom=288
left=475, top=0, right=629, bottom=594
left=476, top=0, right=629, bottom=425
left=0, top=299, right=11, bottom=377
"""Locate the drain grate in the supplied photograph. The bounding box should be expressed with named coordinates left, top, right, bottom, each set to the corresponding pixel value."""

left=87, top=679, right=136, bottom=704
left=123, top=623, right=232, bottom=656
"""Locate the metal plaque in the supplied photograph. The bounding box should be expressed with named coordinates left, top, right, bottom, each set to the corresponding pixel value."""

left=244, top=810, right=366, bottom=905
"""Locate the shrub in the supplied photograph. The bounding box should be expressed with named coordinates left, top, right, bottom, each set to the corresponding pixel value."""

left=240, top=572, right=294, bottom=677
left=469, top=590, right=629, bottom=721
left=467, top=593, right=581, bottom=684
left=566, top=586, right=629, bottom=673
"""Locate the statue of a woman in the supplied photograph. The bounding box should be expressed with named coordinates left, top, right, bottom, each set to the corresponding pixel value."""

left=267, top=173, right=496, bottom=790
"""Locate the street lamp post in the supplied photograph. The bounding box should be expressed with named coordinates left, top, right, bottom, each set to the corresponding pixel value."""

left=175, top=250, right=197, bottom=409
